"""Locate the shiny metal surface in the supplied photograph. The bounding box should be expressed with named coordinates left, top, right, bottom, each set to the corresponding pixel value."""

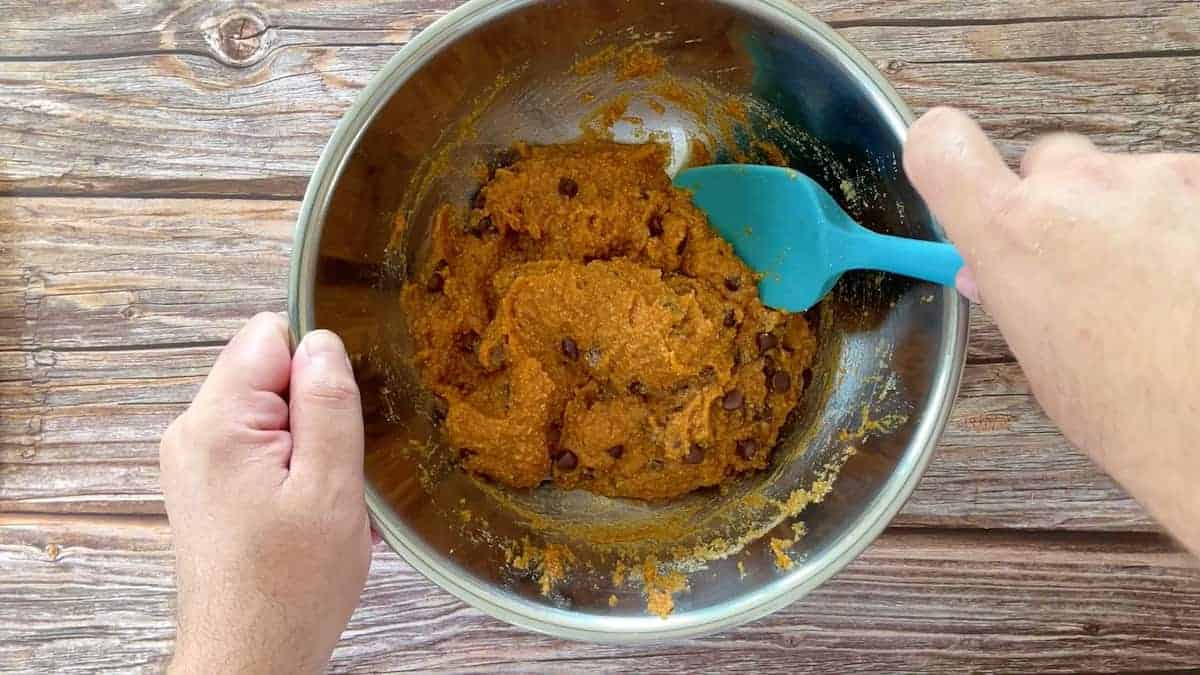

left=289, top=0, right=968, bottom=642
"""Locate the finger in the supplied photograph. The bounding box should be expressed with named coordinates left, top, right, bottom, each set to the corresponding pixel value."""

left=166, top=313, right=294, bottom=482
left=956, top=264, right=982, bottom=304
left=1021, top=133, right=1097, bottom=177
left=904, top=107, right=1021, bottom=255
left=287, top=330, right=364, bottom=485
left=196, top=312, right=293, bottom=404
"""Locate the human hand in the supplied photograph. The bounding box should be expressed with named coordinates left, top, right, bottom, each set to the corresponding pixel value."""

left=905, top=108, right=1200, bottom=552
left=160, top=313, right=370, bottom=674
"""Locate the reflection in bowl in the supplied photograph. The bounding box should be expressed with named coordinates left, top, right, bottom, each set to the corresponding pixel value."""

left=289, top=0, right=967, bottom=642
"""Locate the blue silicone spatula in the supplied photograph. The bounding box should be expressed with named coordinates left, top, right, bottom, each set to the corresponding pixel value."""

left=674, top=165, right=963, bottom=312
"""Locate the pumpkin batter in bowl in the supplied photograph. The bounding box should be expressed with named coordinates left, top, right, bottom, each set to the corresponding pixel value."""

left=401, top=141, right=815, bottom=500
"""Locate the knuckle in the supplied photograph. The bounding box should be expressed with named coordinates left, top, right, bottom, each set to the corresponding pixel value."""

left=245, top=428, right=293, bottom=456
left=1154, top=155, right=1200, bottom=188
left=301, top=376, right=361, bottom=409
left=159, top=412, right=193, bottom=455
left=249, top=311, right=288, bottom=332
left=1032, top=132, right=1085, bottom=152
left=158, top=417, right=183, bottom=469
left=1061, top=153, right=1114, bottom=185
left=232, top=390, right=289, bottom=430
left=1023, top=134, right=1099, bottom=178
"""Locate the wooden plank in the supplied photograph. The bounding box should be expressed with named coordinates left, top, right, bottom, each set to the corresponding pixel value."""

left=0, top=0, right=455, bottom=58
left=1, top=4, right=1198, bottom=196
left=2, top=0, right=1192, bottom=60
left=816, top=0, right=1195, bottom=23
left=0, top=197, right=1148, bottom=530
left=842, top=14, right=1200, bottom=62
left=967, top=304, right=1012, bottom=363
left=1, top=515, right=1196, bottom=673
left=0, top=198, right=292, bottom=350
left=903, top=377, right=1150, bottom=531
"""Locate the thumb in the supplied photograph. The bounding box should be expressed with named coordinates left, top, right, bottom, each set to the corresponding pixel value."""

left=904, top=107, right=1020, bottom=297
left=287, top=330, right=364, bottom=487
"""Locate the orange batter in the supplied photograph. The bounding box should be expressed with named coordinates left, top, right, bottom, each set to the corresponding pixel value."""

left=401, top=142, right=815, bottom=500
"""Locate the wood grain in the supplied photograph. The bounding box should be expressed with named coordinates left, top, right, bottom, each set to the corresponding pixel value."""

left=1, top=515, right=1196, bottom=673
left=3, top=0, right=1193, bottom=58
left=0, top=196, right=1147, bottom=530
left=3, top=1, right=1197, bottom=671
left=0, top=198, right=291, bottom=350
left=1, top=2, right=1198, bottom=196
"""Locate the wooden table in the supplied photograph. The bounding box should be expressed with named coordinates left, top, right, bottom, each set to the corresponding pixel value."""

left=3, top=1, right=1199, bottom=671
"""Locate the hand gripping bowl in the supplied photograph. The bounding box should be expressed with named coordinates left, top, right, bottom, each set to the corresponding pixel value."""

left=289, top=0, right=967, bottom=642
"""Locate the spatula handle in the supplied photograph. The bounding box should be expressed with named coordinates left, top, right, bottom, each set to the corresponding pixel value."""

left=842, top=230, right=964, bottom=288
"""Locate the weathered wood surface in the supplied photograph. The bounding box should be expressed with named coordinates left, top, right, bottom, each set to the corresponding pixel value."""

left=2, top=0, right=1198, bottom=671
left=1, top=515, right=1197, bottom=674
left=0, top=196, right=1149, bottom=530
left=1, top=2, right=1198, bottom=196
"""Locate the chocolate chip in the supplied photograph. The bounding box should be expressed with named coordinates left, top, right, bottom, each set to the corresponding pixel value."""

left=467, top=216, right=496, bottom=237
left=769, top=370, right=792, bottom=393
left=558, top=177, right=579, bottom=198
left=561, top=337, right=580, bottom=361
left=736, top=438, right=759, bottom=460
left=486, top=343, right=506, bottom=369
left=456, top=330, right=480, bottom=354
left=471, top=188, right=487, bottom=210
left=648, top=214, right=664, bottom=238
left=494, top=148, right=520, bottom=170
left=723, top=309, right=738, bottom=328
left=721, top=389, right=744, bottom=411
left=607, top=444, right=625, bottom=459
left=556, top=450, right=579, bottom=470
left=628, top=380, right=648, bottom=396
left=431, top=395, right=448, bottom=427
left=802, top=368, right=814, bottom=391
left=724, top=276, right=741, bottom=292
left=676, top=234, right=688, bottom=255
left=756, top=332, right=779, bottom=353
left=684, top=445, right=705, bottom=464
left=426, top=272, right=445, bottom=294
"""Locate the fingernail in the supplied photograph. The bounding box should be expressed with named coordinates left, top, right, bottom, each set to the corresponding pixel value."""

left=301, top=330, right=352, bottom=369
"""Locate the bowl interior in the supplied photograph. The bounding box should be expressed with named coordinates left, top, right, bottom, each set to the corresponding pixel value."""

left=302, top=0, right=963, bottom=638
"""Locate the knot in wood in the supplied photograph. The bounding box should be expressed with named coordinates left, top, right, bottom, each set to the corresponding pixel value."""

left=209, top=9, right=269, bottom=67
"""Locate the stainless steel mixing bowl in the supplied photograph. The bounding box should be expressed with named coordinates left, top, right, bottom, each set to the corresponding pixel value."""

left=289, top=0, right=968, bottom=642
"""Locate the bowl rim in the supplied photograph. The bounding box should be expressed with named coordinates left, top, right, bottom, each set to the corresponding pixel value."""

left=289, top=0, right=969, bottom=643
